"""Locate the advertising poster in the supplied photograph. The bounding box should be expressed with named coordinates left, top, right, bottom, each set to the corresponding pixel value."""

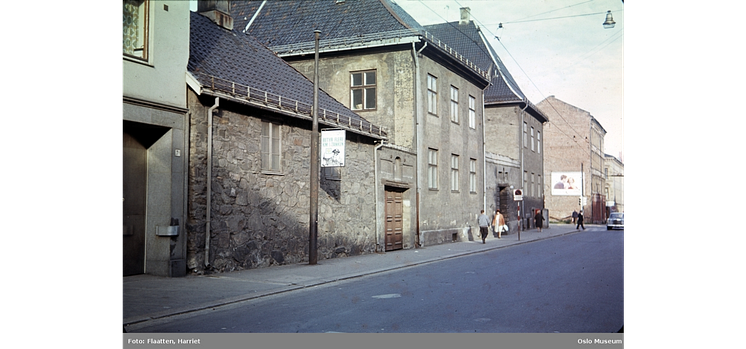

left=321, top=129, right=345, bottom=167
left=551, top=172, right=582, bottom=196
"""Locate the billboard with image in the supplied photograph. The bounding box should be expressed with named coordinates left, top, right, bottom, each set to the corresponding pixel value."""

left=551, top=172, right=582, bottom=196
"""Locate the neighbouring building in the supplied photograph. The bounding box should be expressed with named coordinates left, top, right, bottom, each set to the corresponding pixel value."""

left=123, top=0, right=190, bottom=277
left=185, top=4, right=388, bottom=273
left=424, top=7, right=549, bottom=232
left=604, top=154, right=624, bottom=215
left=233, top=0, right=491, bottom=247
left=538, top=96, right=607, bottom=224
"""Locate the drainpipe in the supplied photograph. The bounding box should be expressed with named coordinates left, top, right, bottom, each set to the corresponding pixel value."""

left=374, top=140, right=385, bottom=252
left=519, top=99, right=529, bottom=233
left=205, top=97, right=219, bottom=268
left=412, top=41, right=426, bottom=247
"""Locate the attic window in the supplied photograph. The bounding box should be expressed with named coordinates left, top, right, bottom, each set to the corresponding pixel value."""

left=123, top=0, right=148, bottom=60
left=351, top=71, right=376, bottom=111
left=336, top=0, right=346, bottom=3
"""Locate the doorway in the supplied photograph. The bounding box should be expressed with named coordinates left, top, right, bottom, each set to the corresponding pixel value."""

left=123, top=121, right=169, bottom=276
left=384, top=188, right=404, bottom=251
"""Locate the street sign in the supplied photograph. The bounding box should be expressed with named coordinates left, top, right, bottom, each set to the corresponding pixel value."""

left=514, top=189, right=523, bottom=201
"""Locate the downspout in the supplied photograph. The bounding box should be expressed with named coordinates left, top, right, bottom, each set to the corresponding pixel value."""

left=412, top=41, right=426, bottom=247
left=482, top=92, right=487, bottom=213
left=374, top=141, right=385, bottom=252
left=205, top=97, right=219, bottom=268
left=519, top=99, right=529, bottom=231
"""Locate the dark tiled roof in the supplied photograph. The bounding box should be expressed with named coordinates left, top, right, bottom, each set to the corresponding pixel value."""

left=232, top=0, right=423, bottom=47
left=188, top=12, right=385, bottom=138
left=424, top=21, right=527, bottom=105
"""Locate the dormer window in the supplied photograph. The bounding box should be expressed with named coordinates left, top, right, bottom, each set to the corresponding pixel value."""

left=123, top=0, right=149, bottom=60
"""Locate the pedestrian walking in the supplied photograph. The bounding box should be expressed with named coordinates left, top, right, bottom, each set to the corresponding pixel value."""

left=534, top=209, right=544, bottom=232
left=478, top=210, right=490, bottom=244
left=572, top=210, right=578, bottom=224
left=576, top=210, right=585, bottom=230
left=492, top=209, right=506, bottom=239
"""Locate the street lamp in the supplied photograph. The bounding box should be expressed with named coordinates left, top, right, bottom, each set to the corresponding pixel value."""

left=603, top=10, right=616, bottom=29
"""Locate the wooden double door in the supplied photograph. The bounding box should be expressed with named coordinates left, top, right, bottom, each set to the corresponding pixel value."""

left=384, top=188, right=404, bottom=251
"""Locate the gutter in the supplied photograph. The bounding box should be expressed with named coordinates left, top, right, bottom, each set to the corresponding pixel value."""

left=412, top=41, right=426, bottom=247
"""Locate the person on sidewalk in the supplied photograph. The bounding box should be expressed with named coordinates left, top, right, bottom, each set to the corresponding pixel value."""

left=576, top=210, right=586, bottom=230
left=492, top=209, right=506, bottom=239
left=534, top=209, right=544, bottom=232
left=572, top=210, right=578, bottom=224
left=478, top=210, right=490, bottom=244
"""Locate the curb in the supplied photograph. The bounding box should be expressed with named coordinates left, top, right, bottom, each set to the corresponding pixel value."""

left=124, top=227, right=583, bottom=330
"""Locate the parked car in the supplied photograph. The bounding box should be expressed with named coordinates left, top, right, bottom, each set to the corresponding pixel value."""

left=607, top=212, right=624, bottom=230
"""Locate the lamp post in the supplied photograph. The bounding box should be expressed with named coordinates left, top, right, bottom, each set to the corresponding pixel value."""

left=309, top=30, right=320, bottom=265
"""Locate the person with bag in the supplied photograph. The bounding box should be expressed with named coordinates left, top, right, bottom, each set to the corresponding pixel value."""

left=492, top=209, right=506, bottom=239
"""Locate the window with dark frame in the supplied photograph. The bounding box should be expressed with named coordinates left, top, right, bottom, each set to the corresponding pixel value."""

left=468, top=95, right=476, bottom=129
left=469, top=158, right=477, bottom=193
left=428, top=148, right=438, bottom=190
left=351, top=71, right=376, bottom=110
left=451, top=154, right=459, bottom=192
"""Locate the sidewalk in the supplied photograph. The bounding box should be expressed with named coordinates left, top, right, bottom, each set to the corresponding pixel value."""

left=124, top=224, right=588, bottom=330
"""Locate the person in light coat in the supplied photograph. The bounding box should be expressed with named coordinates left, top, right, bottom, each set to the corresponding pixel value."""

left=492, top=209, right=506, bottom=239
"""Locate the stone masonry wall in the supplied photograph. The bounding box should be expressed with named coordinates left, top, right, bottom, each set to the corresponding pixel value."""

left=186, top=91, right=378, bottom=273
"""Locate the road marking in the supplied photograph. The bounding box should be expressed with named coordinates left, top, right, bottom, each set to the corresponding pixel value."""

left=372, top=294, right=401, bottom=299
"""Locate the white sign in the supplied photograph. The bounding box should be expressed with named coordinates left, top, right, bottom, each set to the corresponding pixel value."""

left=551, top=172, right=582, bottom=196
left=513, top=189, right=523, bottom=201
left=321, top=129, right=345, bottom=167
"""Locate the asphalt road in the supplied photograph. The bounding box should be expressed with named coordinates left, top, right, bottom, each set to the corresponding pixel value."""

left=131, top=228, right=623, bottom=333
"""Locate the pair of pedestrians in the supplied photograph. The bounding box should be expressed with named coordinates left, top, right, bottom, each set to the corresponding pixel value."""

left=477, top=210, right=507, bottom=244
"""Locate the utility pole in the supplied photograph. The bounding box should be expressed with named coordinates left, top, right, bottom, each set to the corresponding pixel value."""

left=309, top=30, right=320, bottom=265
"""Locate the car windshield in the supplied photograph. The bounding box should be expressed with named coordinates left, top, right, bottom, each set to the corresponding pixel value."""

left=610, top=213, right=623, bottom=219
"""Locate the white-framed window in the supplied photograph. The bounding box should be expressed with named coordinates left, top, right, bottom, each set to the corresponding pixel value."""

left=451, top=154, right=459, bottom=192
left=468, top=95, right=476, bottom=129
left=531, top=126, right=535, bottom=151
left=351, top=70, right=376, bottom=110
left=450, top=86, right=459, bottom=123
left=523, top=122, right=528, bottom=148
left=469, top=158, right=477, bottom=193
left=123, top=0, right=149, bottom=60
left=427, top=74, right=438, bottom=115
left=261, top=121, right=282, bottom=172
left=537, top=131, right=541, bottom=154
left=428, top=148, right=438, bottom=190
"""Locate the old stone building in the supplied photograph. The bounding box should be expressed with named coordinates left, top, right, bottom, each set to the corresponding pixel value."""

left=123, top=0, right=190, bottom=277
left=233, top=0, right=491, bottom=247
left=185, top=6, right=387, bottom=273
left=604, top=154, right=624, bottom=215
left=424, top=7, right=549, bottom=233
left=537, top=96, right=607, bottom=224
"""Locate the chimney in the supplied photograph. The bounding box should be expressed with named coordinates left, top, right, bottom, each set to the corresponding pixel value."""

left=198, top=0, right=233, bottom=30
left=459, top=7, right=471, bottom=25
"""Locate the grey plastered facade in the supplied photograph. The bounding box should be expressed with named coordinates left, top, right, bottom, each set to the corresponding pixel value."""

left=424, top=11, right=549, bottom=232
left=123, top=0, right=190, bottom=277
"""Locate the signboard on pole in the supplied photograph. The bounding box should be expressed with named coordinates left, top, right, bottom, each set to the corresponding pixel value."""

left=513, top=189, right=523, bottom=201
left=320, top=129, right=345, bottom=167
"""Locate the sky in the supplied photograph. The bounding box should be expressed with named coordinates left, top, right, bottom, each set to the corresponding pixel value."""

left=394, top=0, right=625, bottom=160
left=187, top=0, right=624, bottom=158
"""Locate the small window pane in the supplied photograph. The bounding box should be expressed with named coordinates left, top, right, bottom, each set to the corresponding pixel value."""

left=352, top=73, right=363, bottom=86
left=352, top=89, right=363, bottom=109
left=365, top=88, right=376, bottom=109
left=365, top=72, right=376, bottom=85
